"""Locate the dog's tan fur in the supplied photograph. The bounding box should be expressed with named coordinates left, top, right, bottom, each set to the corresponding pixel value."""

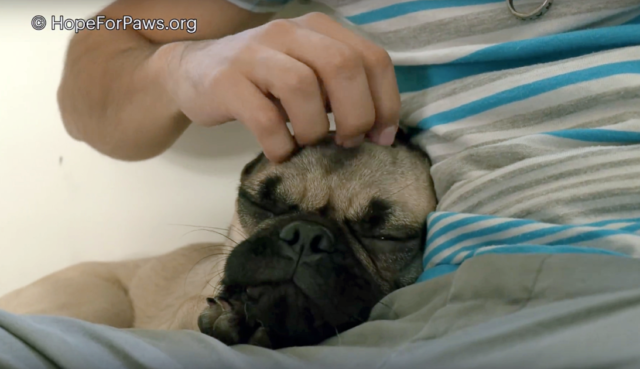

left=0, top=139, right=435, bottom=338
left=0, top=241, right=228, bottom=331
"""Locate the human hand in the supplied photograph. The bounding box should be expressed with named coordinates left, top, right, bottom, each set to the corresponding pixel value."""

left=159, top=12, right=400, bottom=162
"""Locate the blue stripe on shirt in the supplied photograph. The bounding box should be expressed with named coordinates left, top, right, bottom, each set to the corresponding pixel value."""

left=545, top=129, right=640, bottom=144
left=624, top=14, right=640, bottom=25
left=584, top=217, right=640, bottom=227
left=453, top=226, right=581, bottom=265
left=452, top=224, right=640, bottom=266
left=345, top=0, right=503, bottom=25
left=395, top=25, right=640, bottom=93
left=622, top=223, right=640, bottom=233
left=474, top=245, right=631, bottom=257
left=417, top=245, right=631, bottom=283
left=425, top=214, right=497, bottom=249
left=547, top=228, right=637, bottom=246
left=427, top=211, right=459, bottom=229
left=423, top=212, right=640, bottom=269
left=418, top=60, right=640, bottom=130
left=423, top=218, right=536, bottom=266
left=455, top=25, right=640, bottom=64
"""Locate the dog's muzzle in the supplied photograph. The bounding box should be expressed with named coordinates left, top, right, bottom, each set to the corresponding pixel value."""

left=197, top=216, right=381, bottom=349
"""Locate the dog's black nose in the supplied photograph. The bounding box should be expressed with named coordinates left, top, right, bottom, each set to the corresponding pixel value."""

left=279, top=221, right=335, bottom=253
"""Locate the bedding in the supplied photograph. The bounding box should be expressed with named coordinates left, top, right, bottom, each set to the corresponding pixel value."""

left=4, top=1, right=640, bottom=366
left=4, top=253, right=640, bottom=369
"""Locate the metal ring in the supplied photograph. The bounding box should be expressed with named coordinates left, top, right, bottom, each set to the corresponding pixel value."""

left=507, top=0, right=553, bottom=20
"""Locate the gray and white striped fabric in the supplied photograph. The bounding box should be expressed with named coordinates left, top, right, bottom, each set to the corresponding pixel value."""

left=227, top=0, right=640, bottom=282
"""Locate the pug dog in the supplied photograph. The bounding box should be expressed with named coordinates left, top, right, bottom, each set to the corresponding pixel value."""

left=0, top=132, right=436, bottom=349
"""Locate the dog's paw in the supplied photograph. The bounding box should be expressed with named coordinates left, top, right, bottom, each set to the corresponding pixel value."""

left=197, top=297, right=272, bottom=348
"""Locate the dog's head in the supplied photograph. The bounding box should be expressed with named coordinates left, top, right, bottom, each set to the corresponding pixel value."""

left=199, top=133, right=435, bottom=349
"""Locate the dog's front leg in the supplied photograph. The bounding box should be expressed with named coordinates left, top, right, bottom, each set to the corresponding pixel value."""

left=0, top=260, right=144, bottom=328
left=166, top=295, right=211, bottom=331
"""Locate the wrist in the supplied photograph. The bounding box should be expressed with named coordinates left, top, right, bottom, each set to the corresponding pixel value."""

left=147, top=41, right=192, bottom=123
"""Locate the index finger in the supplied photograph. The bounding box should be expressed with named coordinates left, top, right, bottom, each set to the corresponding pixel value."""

left=292, top=13, right=400, bottom=146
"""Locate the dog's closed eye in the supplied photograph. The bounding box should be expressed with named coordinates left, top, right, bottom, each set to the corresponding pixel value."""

left=238, top=190, right=275, bottom=217
left=238, top=188, right=298, bottom=217
left=350, top=224, right=422, bottom=247
left=364, top=233, right=420, bottom=242
left=347, top=198, right=421, bottom=241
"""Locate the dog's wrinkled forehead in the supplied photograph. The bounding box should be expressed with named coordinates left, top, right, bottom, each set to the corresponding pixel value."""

left=240, top=139, right=432, bottom=226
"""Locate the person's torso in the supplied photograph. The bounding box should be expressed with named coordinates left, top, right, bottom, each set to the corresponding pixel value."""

left=232, top=0, right=640, bottom=276
left=314, top=1, right=640, bottom=216
left=315, top=0, right=640, bottom=274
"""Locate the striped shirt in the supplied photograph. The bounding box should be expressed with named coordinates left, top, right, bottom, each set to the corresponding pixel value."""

left=228, top=0, right=640, bottom=282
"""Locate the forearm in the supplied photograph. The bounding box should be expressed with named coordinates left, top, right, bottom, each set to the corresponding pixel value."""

left=58, top=28, right=186, bottom=161
left=57, top=0, right=275, bottom=161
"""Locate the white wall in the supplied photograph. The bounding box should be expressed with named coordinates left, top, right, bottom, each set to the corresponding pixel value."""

left=0, top=1, right=328, bottom=296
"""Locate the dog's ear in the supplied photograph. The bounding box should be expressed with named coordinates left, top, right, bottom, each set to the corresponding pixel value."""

left=241, top=152, right=266, bottom=179
left=392, top=125, right=421, bottom=149
left=394, top=126, right=413, bottom=146
left=392, top=125, right=430, bottom=160
left=328, top=127, right=412, bottom=145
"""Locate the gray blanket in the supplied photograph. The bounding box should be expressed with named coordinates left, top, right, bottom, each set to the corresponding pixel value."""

left=3, top=253, right=640, bottom=369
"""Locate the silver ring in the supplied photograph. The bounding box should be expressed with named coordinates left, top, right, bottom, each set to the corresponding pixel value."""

left=507, top=0, right=553, bottom=20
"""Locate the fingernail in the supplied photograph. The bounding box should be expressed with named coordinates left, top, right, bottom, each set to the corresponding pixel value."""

left=342, top=134, right=364, bottom=148
left=265, top=135, right=297, bottom=163
left=373, top=125, right=398, bottom=146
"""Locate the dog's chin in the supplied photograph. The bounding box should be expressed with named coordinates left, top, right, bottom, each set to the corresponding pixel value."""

left=197, top=282, right=362, bottom=349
